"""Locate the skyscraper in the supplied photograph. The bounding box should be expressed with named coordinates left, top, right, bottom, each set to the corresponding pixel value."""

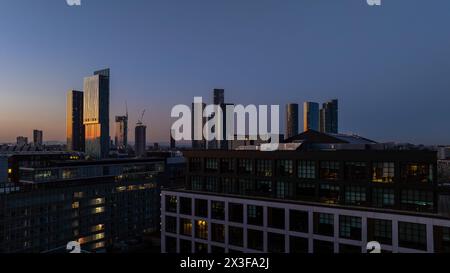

left=213, top=88, right=225, bottom=105
left=33, top=130, right=43, bottom=146
left=286, top=103, right=299, bottom=139
left=115, top=116, right=128, bottom=150
left=67, top=90, right=85, bottom=152
left=192, top=101, right=206, bottom=150
left=210, top=89, right=229, bottom=150
left=135, top=122, right=147, bottom=157
left=303, top=102, right=320, bottom=132
left=83, top=69, right=110, bottom=159
left=320, top=99, right=338, bottom=134
left=16, top=136, right=28, bottom=146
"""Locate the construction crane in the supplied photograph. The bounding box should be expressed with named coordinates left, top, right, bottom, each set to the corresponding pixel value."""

left=138, top=109, right=146, bottom=124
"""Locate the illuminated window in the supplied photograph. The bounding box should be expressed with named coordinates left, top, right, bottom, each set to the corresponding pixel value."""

left=91, top=224, right=104, bottom=232
left=92, top=207, right=105, bottom=214
left=372, top=162, right=395, bottom=183
left=195, top=220, right=208, bottom=240
left=72, top=202, right=79, bottom=209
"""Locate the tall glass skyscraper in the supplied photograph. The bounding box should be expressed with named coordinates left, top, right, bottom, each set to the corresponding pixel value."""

left=320, top=99, right=339, bottom=134
left=286, top=103, right=299, bottom=139
left=303, top=102, right=320, bottom=132
left=67, top=90, right=85, bottom=152
left=115, top=115, right=128, bottom=150
left=83, top=69, right=110, bottom=159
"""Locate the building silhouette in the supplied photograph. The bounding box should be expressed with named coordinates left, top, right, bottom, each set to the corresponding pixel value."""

left=67, top=90, right=85, bottom=152
left=33, top=130, right=43, bottom=146
left=303, top=102, right=320, bottom=132
left=320, top=99, right=338, bottom=134
left=286, top=103, right=299, bottom=139
left=135, top=122, right=147, bottom=157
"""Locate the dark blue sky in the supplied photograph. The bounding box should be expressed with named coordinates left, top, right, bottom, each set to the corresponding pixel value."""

left=0, top=0, right=449, bottom=144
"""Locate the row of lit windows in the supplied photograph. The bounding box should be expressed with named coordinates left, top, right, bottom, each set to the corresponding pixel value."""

left=189, top=158, right=434, bottom=183
left=165, top=210, right=436, bottom=252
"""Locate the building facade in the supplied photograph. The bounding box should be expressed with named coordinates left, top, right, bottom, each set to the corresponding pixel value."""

left=0, top=153, right=165, bottom=253
left=67, top=90, right=85, bottom=152
left=83, top=69, right=110, bottom=159
left=161, top=132, right=450, bottom=253
left=135, top=123, right=147, bottom=157
left=115, top=116, right=128, bottom=150
left=320, top=99, right=338, bottom=134
left=286, top=104, right=299, bottom=139
left=33, top=130, right=43, bottom=146
left=303, top=102, right=319, bottom=132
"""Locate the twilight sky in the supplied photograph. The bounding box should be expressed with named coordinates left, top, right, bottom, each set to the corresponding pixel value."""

left=0, top=0, right=449, bottom=144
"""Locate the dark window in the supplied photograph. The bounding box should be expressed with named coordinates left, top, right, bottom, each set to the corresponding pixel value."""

left=268, top=207, right=285, bottom=230
left=290, top=236, right=308, bottom=253
left=247, top=229, right=264, bottom=251
left=165, top=195, right=177, bottom=213
left=401, top=163, right=433, bottom=183
left=220, top=158, right=234, bottom=173
left=339, top=215, right=362, bottom=240
left=298, top=161, right=316, bottom=179
left=229, top=203, right=244, bottom=223
left=195, top=199, right=208, bottom=218
left=247, top=205, right=263, bottom=226
left=268, top=232, right=285, bottom=253
left=179, top=218, right=192, bottom=236
left=372, top=188, right=395, bottom=208
left=319, top=183, right=340, bottom=204
left=319, top=161, right=340, bottom=180
left=165, top=216, right=177, bottom=234
left=344, top=162, right=368, bottom=181
left=339, top=244, right=361, bottom=253
left=434, top=226, right=450, bottom=253
left=368, top=218, right=392, bottom=245
left=211, top=223, right=225, bottom=243
left=195, top=242, right=208, bottom=253
left=179, top=197, right=192, bottom=216
left=314, top=213, right=334, bottom=237
left=372, top=162, right=395, bottom=183
left=345, top=186, right=366, bottom=205
left=195, top=220, right=208, bottom=240
left=205, top=158, right=219, bottom=172
left=256, top=160, right=272, bottom=177
left=289, top=210, right=308, bottom=233
left=180, top=239, right=192, bottom=253
left=398, top=222, right=427, bottom=251
left=205, top=176, right=219, bottom=192
left=314, top=240, right=334, bottom=253
left=189, top=157, right=202, bottom=172
left=222, top=177, right=237, bottom=194
left=276, top=181, right=292, bottom=199
left=229, top=226, right=244, bottom=247
left=400, top=190, right=434, bottom=212
left=296, top=182, right=316, bottom=200
left=191, top=176, right=204, bottom=191
left=277, top=160, right=294, bottom=176
left=211, top=201, right=225, bottom=220
left=255, top=180, right=272, bottom=196
left=238, top=159, right=253, bottom=174
left=238, top=179, right=255, bottom=195
left=211, top=246, right=225, bottom=253
left=165, top=236, right=177, bottom=253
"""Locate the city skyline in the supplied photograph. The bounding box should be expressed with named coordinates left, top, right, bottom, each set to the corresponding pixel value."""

left=1, top=0, right=450, bottom=145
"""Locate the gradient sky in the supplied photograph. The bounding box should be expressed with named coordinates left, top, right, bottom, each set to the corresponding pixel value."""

left=0, top=0, right=449, bottom=144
